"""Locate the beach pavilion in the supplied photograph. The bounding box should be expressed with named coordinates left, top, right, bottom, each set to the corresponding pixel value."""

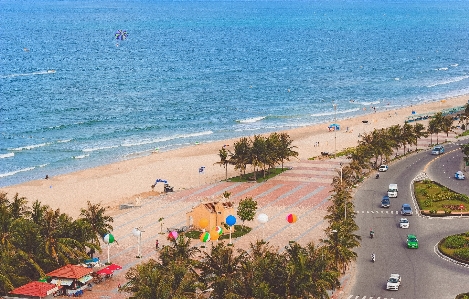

left=5, top=281, right=61, bottom=299
left=45, top=264, right=93, bottom=296
left=186, top=197, right=235, bottom=231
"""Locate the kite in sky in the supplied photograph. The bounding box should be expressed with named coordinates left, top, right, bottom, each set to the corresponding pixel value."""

left=115, top=30, right=128, bottom=41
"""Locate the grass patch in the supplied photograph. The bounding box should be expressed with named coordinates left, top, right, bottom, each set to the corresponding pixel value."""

left=438, top=233, right=469, bottom=265
left=185, top=225, right=252, bottom=240
left=414, top=180, right=469, bottom=214
left=228, top=168, right=288, bottom=183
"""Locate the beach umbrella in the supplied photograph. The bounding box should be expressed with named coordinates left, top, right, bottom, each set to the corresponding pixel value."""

left=199, top=218, right=209, bottom=229
left=225, top=215, right=236, bottom=244
left=200, top=232, right=210, bottom=242
left=286, top=213, right=298, bottom=223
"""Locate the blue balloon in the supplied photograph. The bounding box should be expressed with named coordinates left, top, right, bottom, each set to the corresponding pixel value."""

left=226, top=215, right=236, bottom=226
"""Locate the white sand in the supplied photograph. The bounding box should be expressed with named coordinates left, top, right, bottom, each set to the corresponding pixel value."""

left=1, top=95, right=468, bottom=218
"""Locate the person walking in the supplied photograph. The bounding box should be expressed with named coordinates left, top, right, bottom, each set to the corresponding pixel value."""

left=155, top=239, right=159, bottom=250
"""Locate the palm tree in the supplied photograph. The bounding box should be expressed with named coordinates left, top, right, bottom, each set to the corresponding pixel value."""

left=401, top=122, right=416, bottom=154
left=40, top=208, right=88, bottom=267
left=276, top=132, right=298, bottom=170
left=159, top=234, right=199, bottom=267
left=122, top=258, right=200, bottom=299
left=432, top=112, right=445, bottom=144
left=197, top=242, right=247, bottom=299
left=214, top=147, right=230, bottom=180
left=413, top=122, right=427, bottom=150
left=283, top=242, right=340, bottom=298
left=441, top=115, right=454, bottom=138
left=230, top=137, right=251, bottom=178
left=80, top=201, right=114, bottom=245
left=428, top=118, right=438, bottom=145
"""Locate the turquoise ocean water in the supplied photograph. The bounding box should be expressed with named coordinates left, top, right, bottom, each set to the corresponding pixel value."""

left=1, top=0, right=469, bottom=187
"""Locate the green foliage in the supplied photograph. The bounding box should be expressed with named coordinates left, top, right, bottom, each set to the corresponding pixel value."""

left=185, top=225, right=251, bottom=240
left=415, top=180, right=469, bottom=213
left=443, top=235, right=468, bottom=249
left=237, top=197, right=258, bottom=224
left=0, top=192, right=113, bottom=296
left=454, top=248, right=469, bottom=260
left=228, top=168, right=288, bottom=183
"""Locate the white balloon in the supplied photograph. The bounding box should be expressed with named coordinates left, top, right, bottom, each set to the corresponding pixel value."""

left=132, top=228, right=141, bottom=237
left=257, top=213, right=269, bottom=224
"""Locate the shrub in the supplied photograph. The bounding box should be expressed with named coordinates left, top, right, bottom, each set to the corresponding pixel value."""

left=443, top=235, right=468, bottom=249
left=429, top=210, right=437, bottom=214
left=444, top=209, right=452, bottom=215
left=454, top=248, right=469, bottom=260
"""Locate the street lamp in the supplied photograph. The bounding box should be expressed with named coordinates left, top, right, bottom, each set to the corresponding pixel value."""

left=132, top=227, right=144, bottom=258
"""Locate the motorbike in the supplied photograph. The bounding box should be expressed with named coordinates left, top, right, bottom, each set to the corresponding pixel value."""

left=370, top=230, right=374, bottom=239
left=371, top=253, right=375, bottom=263
left=375, top=173, right=380, bottom=179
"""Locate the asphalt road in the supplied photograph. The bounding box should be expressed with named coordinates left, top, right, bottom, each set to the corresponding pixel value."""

left=348, top=141, right=469, bottom=299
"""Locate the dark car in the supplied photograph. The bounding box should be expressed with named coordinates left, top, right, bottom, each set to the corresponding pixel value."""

left=381, top=195, right=390, bottom=208
left=401, top=204, right=413, bottom=215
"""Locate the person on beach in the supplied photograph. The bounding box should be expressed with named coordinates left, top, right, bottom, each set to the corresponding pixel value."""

left=155, top=239, right=159, bottom=250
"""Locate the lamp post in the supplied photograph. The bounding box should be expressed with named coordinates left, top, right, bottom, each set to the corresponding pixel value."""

left=132, top=227, right=144, bottom=258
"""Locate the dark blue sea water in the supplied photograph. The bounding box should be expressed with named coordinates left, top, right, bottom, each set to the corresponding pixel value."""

left=1, top=0, right=469, bottom=187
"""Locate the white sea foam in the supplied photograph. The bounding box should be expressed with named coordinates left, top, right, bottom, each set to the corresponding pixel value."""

left=58, top=139, right=72, bottom=143
left=10, top=143, right=49, bottom=151
left=122, top=131, right=214, bottom=147
left=311, top=108, right=359, bottom=117
left=237, top=116, right=266, bottom=123
left=0, top=153, right=14, bottom=159
left=82, top=145, right=119, bottom=152
left=359, top=101, right=380, bottom=106
left=73, top=154, right=89, bottom=159
left=426, top=75, right=469, bottom=88
left=0, top=167, right=35, bottom=178
left=451, top=64, right=459, bottom=67
left=0, top=70, right=56, bottom=79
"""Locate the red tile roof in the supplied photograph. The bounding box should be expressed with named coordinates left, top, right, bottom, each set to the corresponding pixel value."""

left=9, top=281, right=60, bottom=297
left=46, top=264, right=92, bottom=279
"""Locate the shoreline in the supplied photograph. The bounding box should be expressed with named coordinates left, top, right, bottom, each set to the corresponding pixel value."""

left=1, top=95, right=468, bottom=218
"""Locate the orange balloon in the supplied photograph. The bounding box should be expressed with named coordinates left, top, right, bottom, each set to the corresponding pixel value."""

left=199, top=218, right=209, bottom=228
left=210, top=230, right=220, bottom=241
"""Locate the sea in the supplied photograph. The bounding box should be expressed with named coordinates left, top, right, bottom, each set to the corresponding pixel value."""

left=1, top=0, right=469, bottom=188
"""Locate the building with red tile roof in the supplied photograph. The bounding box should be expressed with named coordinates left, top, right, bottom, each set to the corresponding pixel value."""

left=45, top=264, right=93, bottom=296
left=6, top=281, right=60, bottom=299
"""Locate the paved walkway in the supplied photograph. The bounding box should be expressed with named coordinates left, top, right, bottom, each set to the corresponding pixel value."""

left=86, top=157, right=347, bottom=298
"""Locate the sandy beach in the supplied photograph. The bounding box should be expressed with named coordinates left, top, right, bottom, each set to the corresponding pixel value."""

left=1, top=95, right=468, bottom=299
left=1, top=95, right=468, bottom=218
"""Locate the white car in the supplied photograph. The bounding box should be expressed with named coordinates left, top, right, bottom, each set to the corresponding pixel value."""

left=399, top=218, right=409, bottom=229
left=455, top=171, right=465, bottom=180
left=378, top=165, right=388, bottom=172
left=386, top=273, right=401, bottom=290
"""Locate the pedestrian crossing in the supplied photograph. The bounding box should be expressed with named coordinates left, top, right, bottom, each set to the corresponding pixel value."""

left=346, top=296, right=396, bottom=299
left=356, top=210, right=400, bottom=214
